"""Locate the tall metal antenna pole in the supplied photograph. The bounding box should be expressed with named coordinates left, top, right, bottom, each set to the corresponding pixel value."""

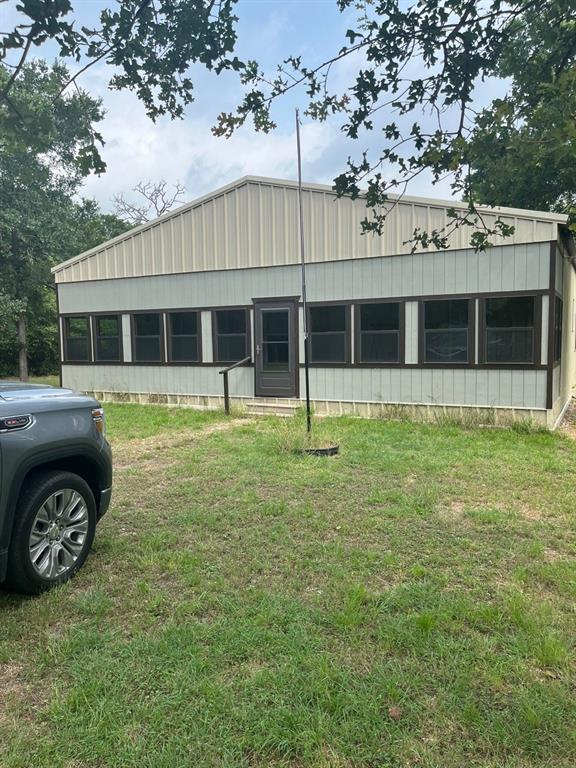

left=296, top=108, right=312, bottom=433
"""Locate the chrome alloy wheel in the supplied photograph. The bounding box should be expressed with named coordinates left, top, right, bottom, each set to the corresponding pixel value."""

left=28, top=489, right=90, bottom=580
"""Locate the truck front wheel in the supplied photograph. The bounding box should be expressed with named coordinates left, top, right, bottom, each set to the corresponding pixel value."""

left=6, top=471, right=97, bottom=595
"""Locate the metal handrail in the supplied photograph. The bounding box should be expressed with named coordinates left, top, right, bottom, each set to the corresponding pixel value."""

left=219, top=356, right=251, bottom=414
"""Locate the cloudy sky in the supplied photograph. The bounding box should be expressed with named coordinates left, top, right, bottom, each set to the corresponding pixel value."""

left=2, top=1, right=503, bottom=211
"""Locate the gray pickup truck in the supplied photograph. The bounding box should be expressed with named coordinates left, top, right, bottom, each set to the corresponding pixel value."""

left=0, top=382, right=112, bottom=595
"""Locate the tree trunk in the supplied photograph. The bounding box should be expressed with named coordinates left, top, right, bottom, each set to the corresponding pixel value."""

left=17, top=313, right=29, bottom=382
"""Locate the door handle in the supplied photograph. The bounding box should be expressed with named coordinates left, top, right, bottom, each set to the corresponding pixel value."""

left=256, top=344, right=262, bottom=355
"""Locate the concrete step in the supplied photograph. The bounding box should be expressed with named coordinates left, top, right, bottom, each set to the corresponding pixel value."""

left=245, top=400, right=301, bottom=417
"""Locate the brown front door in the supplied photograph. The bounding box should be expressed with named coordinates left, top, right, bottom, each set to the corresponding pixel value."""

left=254, top=299, right=299, bottom=398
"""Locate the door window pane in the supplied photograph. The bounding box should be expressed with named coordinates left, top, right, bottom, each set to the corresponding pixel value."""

left=485, top=296, right=535, bottom=364
left=423, top=300, right=469, bottom=363
left=262, top=310, right=289, bottom=371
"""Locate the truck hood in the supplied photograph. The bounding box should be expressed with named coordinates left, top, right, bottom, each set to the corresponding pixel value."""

left=0, top=382, right=100, bottom=414
left=0, top=383, right=75, bottom=401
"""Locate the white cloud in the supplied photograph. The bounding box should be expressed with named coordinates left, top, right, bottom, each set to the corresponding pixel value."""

left=80, top=80, right=339, bottom=208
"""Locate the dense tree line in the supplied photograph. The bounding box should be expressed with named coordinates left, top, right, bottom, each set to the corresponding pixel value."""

left=0, top=62, right=129, bottom=378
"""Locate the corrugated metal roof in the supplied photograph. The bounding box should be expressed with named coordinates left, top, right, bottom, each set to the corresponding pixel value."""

left=53, top=175, right=568, bottom=284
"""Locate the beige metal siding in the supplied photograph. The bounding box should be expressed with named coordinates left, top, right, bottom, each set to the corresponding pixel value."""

left=53, top=177, right=564, bottom=284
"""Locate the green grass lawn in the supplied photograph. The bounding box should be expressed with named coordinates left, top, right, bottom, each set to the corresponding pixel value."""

left=1, top=405, right=575, bottom=767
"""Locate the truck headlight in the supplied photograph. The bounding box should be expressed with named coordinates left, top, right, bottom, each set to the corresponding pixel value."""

left=91, top=407, right=106, bottom=437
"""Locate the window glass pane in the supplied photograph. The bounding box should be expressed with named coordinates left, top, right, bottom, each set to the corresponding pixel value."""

left=485, top=297, right=535, bottom=363
left=66, top=337, right=89, bottom=361
left=97, top=316, right=119, bottom=337
left=360, top=303, right=399, bottom=331
left=486, top=329, right=533, bottom=363
left=310, top=305, right=346, bottom=333
left=425, top=329, right=468, bottom=363
left=135, top=337, right=161, bottom=362
left=311, top=332, right=346, bottom=362
left=425, top=300, right=468, bottom=329
left=486, top=296, right=534, bottom=328
left=135, top=314, right=160, bottom=336
left=216, top=310, right=246, bottom=335
left=171, top=336, right=198, bottom=362
left=361, top=332, right=399, bottom=363
left=170, top=312, right=197, bottom=336
left=96, top=337, right=120, bottom=361
left=217, top=335, right=246, bottom=361
left=67, top=317, right=88, bottom=338
left=65, top=317, right=89, bottom=360
left=423, top=300, right=469, bottom=363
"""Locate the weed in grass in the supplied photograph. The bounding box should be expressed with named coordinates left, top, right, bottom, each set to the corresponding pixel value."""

left=269, top=409, right=340, bottom=455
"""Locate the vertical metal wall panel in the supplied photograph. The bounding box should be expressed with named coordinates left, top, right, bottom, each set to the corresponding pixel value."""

left=553, top=366, right=561, bottom=403
left=54, top=179, right=564, bottom=283
left=405, top=302, right=419, bottom=364
left=62, top=364, right=254, bottom=397
left=201, top=311, right=213, bottom=362
left=60, top=363, right=548, bottom=410
left=121, top=315, right=132, bottom=363
left=57, top=241, right=551, bottom=316
left=555, top=249, right=564, bottom=295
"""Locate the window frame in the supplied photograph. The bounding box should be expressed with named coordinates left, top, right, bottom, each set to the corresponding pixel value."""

left=92, top=313, right=123, bottom=363
left=419, top=298, right=475, bottom=366
left=167, top=311, right=202, bottom=364
left=354, top=300, right=404, bottom=366
left=307, top=302, right=351, bottom=366
left=212, top=307, right=251, bottom=364
left=130, top=311, right=166, bottom=364
left=62, top=315, right=92, bottom=363
left=479, top=294, right=541, bottom=367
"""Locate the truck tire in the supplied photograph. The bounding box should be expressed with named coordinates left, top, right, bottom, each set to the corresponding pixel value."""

left=5, top=471, right=97, bottom=595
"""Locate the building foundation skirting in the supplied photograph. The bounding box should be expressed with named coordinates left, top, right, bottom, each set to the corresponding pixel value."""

left=82, top=390, right=564, bottom=429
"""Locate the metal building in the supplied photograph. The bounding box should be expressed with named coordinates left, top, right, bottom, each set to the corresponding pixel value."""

left=53, top=176, right=576, bottom=427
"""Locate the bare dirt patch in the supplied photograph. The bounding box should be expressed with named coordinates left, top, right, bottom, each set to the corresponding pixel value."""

left=113, top=417, right=248, bottom=469
left=559, top=399, right=576, bottom=440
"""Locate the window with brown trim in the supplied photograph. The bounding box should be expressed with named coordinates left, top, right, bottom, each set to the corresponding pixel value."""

left=132, top=313, right=164, bottom=362
left=422, top=299, right=470, bottom=364
left=554, top=296, right=563, bottom=364
left=94, top=315, right=122, bottom=362
left=213, top=309, right=249, bottom=362
left=168, top=312, right=200, bottom=362
left=484, top=296, right=536, bottom=364
left=309, top=305, right=349, bottom=363
left=357, top=302, right=401, bottom=363
left=64, top=316, right=91, bottom=361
